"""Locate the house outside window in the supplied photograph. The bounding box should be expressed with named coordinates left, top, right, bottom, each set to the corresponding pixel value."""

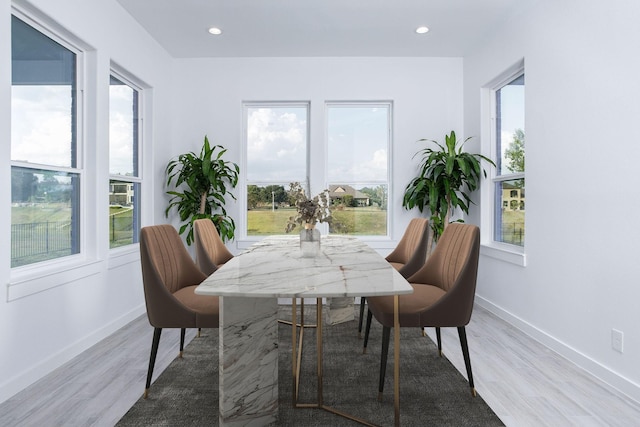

left=10, top=14, right=82, bottom=267
left=493, top=72, right=525, bottom=246
left=109, top=73, right=141, bottom=248
left=326, top=102, right=390, bottom=236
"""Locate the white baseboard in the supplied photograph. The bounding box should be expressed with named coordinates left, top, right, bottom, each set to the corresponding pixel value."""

left=0, top=304, right=146, bottom=405
left=475, top=296, right=640, bottom=405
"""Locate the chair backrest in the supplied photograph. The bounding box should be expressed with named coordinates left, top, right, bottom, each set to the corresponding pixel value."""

left=193, top=218, right=234, bottom=276
left=408, top=222, right=480, bottom=325
left=139, top=224, right=207, bottom=327
left=385, top=217, right=429, bottom=278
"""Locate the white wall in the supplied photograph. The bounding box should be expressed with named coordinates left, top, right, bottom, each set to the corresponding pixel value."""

left=168, top=57, right=463, bottom=251
left=0, top=0, right=173, bottom=403
left=464, top=0, right=640, bottom=402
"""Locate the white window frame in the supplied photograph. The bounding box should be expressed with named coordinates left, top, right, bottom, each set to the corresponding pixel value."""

left=8, top=6, right=98, bottom=301
left=108, top=67, right=143, bottom=251
left=480, top=60, right=526, bottom=266
left=325, top=101, right=392, bottom=240
left=241, top=101, right=310, bottom=241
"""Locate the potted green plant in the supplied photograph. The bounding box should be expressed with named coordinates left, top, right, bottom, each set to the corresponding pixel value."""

left=402, top=130, right=494, bottom=251
left=165, top=136, right=239, bottom=245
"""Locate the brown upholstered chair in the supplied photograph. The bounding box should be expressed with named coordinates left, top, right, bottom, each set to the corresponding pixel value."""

left=364, top=223, right=481, bottom=397
left=358, top=217, right=430, bottom=335
left=193, top=218, right=234, bottom=276
left=139, top=224, right=220, bottom=398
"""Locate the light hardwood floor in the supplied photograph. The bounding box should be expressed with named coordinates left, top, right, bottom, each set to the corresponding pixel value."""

left=0, top=305, right=638, bottom=426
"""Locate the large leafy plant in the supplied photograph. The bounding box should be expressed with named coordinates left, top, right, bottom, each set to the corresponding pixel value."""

left=165, top=136, right=239, bottom=245
left=403, top=131, right=494, bottom=243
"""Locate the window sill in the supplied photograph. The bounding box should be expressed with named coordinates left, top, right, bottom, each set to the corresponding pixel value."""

left=480, top=243, right=527, bottom=267
left=108, top=244, right=140, bottom=269
left=7, top=258, right=104, bottom=302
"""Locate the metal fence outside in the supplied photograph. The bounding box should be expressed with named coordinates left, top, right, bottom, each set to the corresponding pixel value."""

left=11, top=221, right=73, bottom=267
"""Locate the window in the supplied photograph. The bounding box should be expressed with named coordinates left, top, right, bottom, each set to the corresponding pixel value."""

left=11, top=15, right=82, bottom=267
left=244, top=103, right=309, bottom=236
left=326, top=103, right=390, bottom=236
left=109, top=73, right=141, bottom=248
left=243, top=102, right=391, bottom=238
left=493, top=73, right=525, bottom=246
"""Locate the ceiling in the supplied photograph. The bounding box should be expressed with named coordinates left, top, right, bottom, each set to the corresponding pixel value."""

left=116, top=0, right=520, bottom=58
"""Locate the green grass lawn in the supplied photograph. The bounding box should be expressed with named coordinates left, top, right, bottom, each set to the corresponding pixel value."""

left=11, top=203, right=73, bottom=223
left=500, top=210, right=525, bottom=245
left=109, top=206, right=135, bottom=248
left=247, top=207, right=387, bottom=235
left=11, top=205, right=136, bottom=266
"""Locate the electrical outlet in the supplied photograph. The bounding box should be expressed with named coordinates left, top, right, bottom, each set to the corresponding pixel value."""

left=612, top=329, right=624, bottom=353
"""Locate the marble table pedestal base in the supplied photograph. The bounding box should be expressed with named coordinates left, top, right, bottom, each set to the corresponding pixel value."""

left=219, top=296, right=279, bottom=426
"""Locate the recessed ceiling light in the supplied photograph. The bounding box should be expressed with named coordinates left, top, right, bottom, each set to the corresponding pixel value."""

left=208, top=27, right=222, bottom=35
left=415, top=26, right=430, bottom=34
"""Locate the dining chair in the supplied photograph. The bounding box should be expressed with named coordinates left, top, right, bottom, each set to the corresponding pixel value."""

left=193, top=218, right=234, bottom=276
left=139, top=224, right=220, bottom=398
left=358, top=217, right=429, bottom=336
left=364, top=222, right=481, bottom=398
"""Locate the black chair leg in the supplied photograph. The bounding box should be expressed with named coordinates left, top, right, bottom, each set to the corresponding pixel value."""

left=144, top=327, right=162, bottom=398
left=457, top=326, right=476, bottom=397
left=179, top=328, right=186, bottom=358
left=363, top=309, right=373, bottom=353
left=358, top=297, right=367, bottom=337
left=378, top=326, right=391, bottom=400
left=436, top=327, right=442, bottom=356
left=198, top=327, right=202, bottom=337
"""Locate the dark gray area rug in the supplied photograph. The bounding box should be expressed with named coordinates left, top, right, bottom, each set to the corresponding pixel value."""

left=118, top=307, right=504, bottom=426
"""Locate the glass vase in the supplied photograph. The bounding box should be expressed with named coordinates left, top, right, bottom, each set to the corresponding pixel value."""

left=300, top=227, right=321, bottom=257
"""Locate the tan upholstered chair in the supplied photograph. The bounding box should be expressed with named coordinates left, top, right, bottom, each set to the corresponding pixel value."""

left=139, top=224, right=219, bottom=398
left=364, top=223, right=481, bottom=397
left=193, top=218, right=234, bottom=276
left=358, top=217, right=429, bottom=335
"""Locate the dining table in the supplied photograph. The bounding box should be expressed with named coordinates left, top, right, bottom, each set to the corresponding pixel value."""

left=195, top=234, right=413, bottom=426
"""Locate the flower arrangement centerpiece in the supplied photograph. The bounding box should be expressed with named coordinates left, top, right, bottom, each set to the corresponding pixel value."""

left=285, top=182, right=333, bottom=233
left=285, top=182, right=333, bottom=256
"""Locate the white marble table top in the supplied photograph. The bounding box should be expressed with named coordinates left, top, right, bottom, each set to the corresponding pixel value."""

left=195, top=235, right=413, bottom=299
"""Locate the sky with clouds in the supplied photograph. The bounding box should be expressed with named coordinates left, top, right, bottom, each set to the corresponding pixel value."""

left=327, top=106, right=388, bottom=182
left=11, top=85, right=73, bottom=168
left=246, top=106, right=308, bottom=182
left=11, top=83, right=137, bottom=178
left=498, top=83, right=525, bottom=174
left=246, top=105, right=389, bottom=186
left=109, top=84, right=136, bottom=176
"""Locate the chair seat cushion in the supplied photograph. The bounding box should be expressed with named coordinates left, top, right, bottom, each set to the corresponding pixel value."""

left=173, top=285, right=220, bottom=328
left=388, top=261, right=404, bottom=272
left=368, top=283, right=446, bottom=328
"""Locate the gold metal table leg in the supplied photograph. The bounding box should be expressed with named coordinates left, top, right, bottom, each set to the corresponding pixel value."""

left=394, top=294, right=400, bottom=427
left=289, top=298, right=383, bottom=426
left=292, top=297, right=297, bottom=405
